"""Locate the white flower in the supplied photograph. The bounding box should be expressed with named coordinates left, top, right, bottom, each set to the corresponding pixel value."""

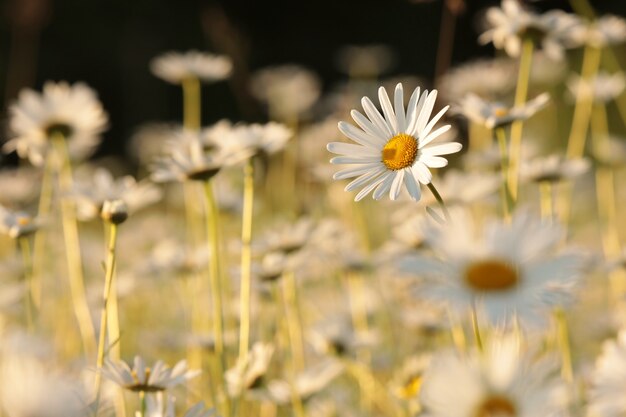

left=101, top=356, right=200, bottom=393
left=211, top=121, right=293, bottom=157
left=587, top=330, right=626, bottom=417
left=421, top=334, right=567, bottom=417
left=150, top=51, right=232, bottom=84
left=520, top=154, right=590, bottom=183
left=437, top=58, right=517, bottom=102
left=144, top=394, right=217, bottom=417
left=4, top=81, right=108, bottom=166
left=70, top=167, right=162, bottom=221
left=0, top=205, right=40, bottom=239
left=250, top=65, right=321, bottom=120
left=420, top=169, right=501, bottom=206
left=334, top=44, right=395, bottom=77
left=327, top=83, right=462, bottom=202
left=453, top=92, right=550, bottom=129
left=567, top=71, right=626, bottom=103
left=574, top=15, right=626, bottom=48
left=267, top=359, right=344, bottom=404
left=225, top=342, right=274, bottom=397
left=401, top=210, right=584, bottom=326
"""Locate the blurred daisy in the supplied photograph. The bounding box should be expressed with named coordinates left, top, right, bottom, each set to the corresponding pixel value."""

left=402, top=210, right=584, bottom=326
left=250, top=64, right=321, bottom=120
left=390, top=354, right=431, bottom=401
left=307, top=317, right=378, bottom=357
left=252, top=252, right=288, bottom=283
left=520, top=154, right=590, bottom=184
left=225, top=342, right=274, bottom=398
left=4, top=81, right=109, bottom=166
left=454, top=92, right=550, bottom=129
left=101, top=356, right=200, bottom=393
left=328, top=83, right=462, bottom=201
left=574, top=14, right=626, bottom=49
left=421, top=334, right=567, bottom=417
left=567, top=71, right=626, bottom=103
left=150, top=51, right=233, bottom=84
left=0, top=167, right=40, bottom=207
left=479, top=0, right=581, bottom=60
left=212, top=121, right=293, bottom=158
left=267, top=359, right=344, bottom=404
left=587, top=329, right=626, bottom=417
left=70, top=167, right=162, bottom=222
left=420, top=169, right=501, bottom=207
left=437, top=58, right=516, bottom=102
left=151, top=129, right=252, bottom=183
left=144, top=393, right=217, bottom=417
left=258, top=217, right=315, bottom=255
left=0, top=205, right=40, bottom=239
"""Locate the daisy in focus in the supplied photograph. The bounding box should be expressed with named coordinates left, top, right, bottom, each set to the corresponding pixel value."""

left=4, top=81, right=109, bottom=166
left=401, top=209, right=584, bottom=326
left=327, top=83, right=462, bottom=201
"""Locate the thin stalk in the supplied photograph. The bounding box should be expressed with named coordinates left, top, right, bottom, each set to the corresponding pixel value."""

left=52, top=136, right=96, bottom=358
left=495, top=127, right=513, bottom=221
left=31, top=154, right=55, bottom=308
left=507, top=38, right=534, bottom=202
left=238, top=159, right=255, bottom=360
left=471, top=303, right=483, bottom=352
left=19, top=236, right=34, bottom=330
left=282, top=270, right=305, bottom=371
left=426, top=182, right=451, bottom=222
left=182, top=77, right=201, bottom=131
left=539, top=181, right=554, bottom=222
left=94, top=222, right=119, bottom=405
left=139, top=391, right=146, bottom=417
left=555, top=308, right=573, bottom=383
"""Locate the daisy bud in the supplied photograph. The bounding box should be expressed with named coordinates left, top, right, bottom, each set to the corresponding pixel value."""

left=101, top=199, right=129, bottom=225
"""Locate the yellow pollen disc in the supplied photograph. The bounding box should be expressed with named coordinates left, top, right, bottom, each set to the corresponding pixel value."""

left=382, top=133, right=418, bottom=171
left=494, top=107, right=509, bottom=117
left=475, top=396, right=517, bottom=417
left=17, top=216, right=31, bottom=226
left=465, top=259, right=518, bottom=292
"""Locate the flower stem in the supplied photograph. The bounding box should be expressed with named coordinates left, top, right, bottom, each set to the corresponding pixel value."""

left=471, top=303, right=483, bottom=352
left=555, top=308, right=573, bottom=383
left=18, top=236, right=34, bottom=330
left=52, top=136, right=96, bottom=358
left=495, top=127, right=513, bottom=221
left=182, top=77, right=201, bottom=131
left=539, top=181, right=553, bottom=222
left=426, top=182, right=451, bottom=222
left=507, top=37, right=534, bottom=202
left=94, top=222, right=119, bottom=407
left=238, top=159, right=255, bottom=360
left=282, top=270, right=305, bottom=371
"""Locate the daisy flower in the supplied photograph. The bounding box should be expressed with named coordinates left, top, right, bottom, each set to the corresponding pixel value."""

left=327, top=83, right=462, bottom=201
left=144, top=394, right=217, bottom=417
left=101, top=356, right=199, bottom=393
left=453, top=92, right=550, bottom=129
left=266, top=359, right=344, bottom=404
left=210, top=121, right=293, bottom=158
left=587, top=330, right=626, bottom=417
left=0, top=205, right=40, bottom=239
left=401, top=209, right=584, bottom=326
left=437, top=57, right=517, bottom=102
left=225, top=342, right=274, bottom=398
left=519, top=154, right=590, bottom=184
left=567, top=71, right=626, bottom=104
left=421, top=334, right=567, bottom=417
left=4, top=81, right=108, bottom=166
left=150, top=51, right=233, bottom=84
left=574, top=14, right=626, bottom=49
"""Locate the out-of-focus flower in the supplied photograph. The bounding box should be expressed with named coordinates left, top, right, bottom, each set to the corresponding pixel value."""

left=70, top=167, right=162, bottom=222
left=453, top=93, right=550, bottom=129
left=328, top=83, right=462, bottom=201
left=212, top=121, right=293, bottom=158
left=438, top=58, right=517, bottom=102
left=4, top=81, right=108, bottom=166
left=127, top=123, right=183, bottom=168
left=390, top=354, right=431, bottom=401
left=479, top=0, right=582, bottom=60
left=421, top=334, right=567, bottom=417
left=567, top=71, right=626, bottom=103
left=150, top=51, right=233, bottom=84
left=266, top=359, right=344, bottom=404
left=144, top=393, right=217, bottom=417
left=0, top=167, right=40, bottom=207
left=307, top=317, right=378, bottom=357
left=250, top=65, right=321, bottom=120
left=101, top=356, right=200, bottom=393
left=0, top=205, right=40, bottom=239
left=225, top=342, right=274, bottom=397
left=401, top=209, right=584, bottom=326
left=420, top=169, right=501, bottom=207
left=520, top=154, right=590, bottom=183
left=572, top=15, right=626, bottom=49
left=150, top=129, right=252, bottom=183
left=463, top=141, right=540, bottom=172
left=335, top=44, right=395, bottom=78
left=587, top=330, right=626, bottom=417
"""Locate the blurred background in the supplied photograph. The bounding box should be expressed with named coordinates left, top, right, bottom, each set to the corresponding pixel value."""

left=0, top=0, right=624, bottom=160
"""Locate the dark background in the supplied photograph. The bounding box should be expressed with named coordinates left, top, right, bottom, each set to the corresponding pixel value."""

left=0, top=0, right=624, bottom=159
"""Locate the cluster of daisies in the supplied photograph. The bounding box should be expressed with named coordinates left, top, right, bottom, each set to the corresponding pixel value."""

left=1, top=1, right=626, bottom=417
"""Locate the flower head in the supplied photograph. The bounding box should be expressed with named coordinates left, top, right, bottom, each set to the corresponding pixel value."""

left=0, top=205, right=40, bottom=239
left=4, top=81, right=108, bottom=166
left=588, top=330, right=626, bottom=417
left=328, top=83, right=462, bottom=201
left=150, top=51, right=232, bottom=84
left=454, top=93, right=550, bottom=129
left=225, top=342, right=274, bottom=397
left=102, top=356, right=199, bottom=393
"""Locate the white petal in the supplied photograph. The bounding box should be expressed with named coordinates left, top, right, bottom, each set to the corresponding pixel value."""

left=330, top=155, right=379, bottom=164
left=422, top=156, right=449, bottom=168
left=412, top=161, right=433, bottom=184
left=373, top=171, right=395, bottom=200
left=338, top=121, right=382, bottom=147
left=407, top=89, right=429, bottom=135
left=421, top=142, right=463, bottom=156
left=389, top=169, right=405, bottom=200
left=345, top=166, right=386, bottom=192
left=362, top=97, right=393, bottom=139
left=404, top=169, right=422, bottom=201
left=354, top=173, right=389, bottom=201
left=412, top=90, right=438, bottom=136
left=378, top=86, right=398, bottom=134
left=418, top=125, right=452, bottom=149
left=351, top=110, right=387, bottom=140
left=420, top=105, right=450, bottom=140
left=333, top=163, right=381, bottom=180
left=394, top=83, right=406, bottom=132
left=327, top=142, right=379, bottom=156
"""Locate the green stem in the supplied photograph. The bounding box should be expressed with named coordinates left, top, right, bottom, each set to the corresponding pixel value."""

left=426, top=182, right=451, bottom=222
left=238, top=159, right=255, bottom=360
left=539, top=181, right=554, bottom=222
left=52, top=136, right=97, bottom=358
left=182, top=77, right=201, bottom=131
left=507, top=37, right=534, bottom=202
left=471, top=303, right=483, bottom=352
left=555, top=308, right=573, bottom=383
left=94, top=222, right=119, bottom=411
left=19, top=236, right=34, bottom=330
left=495, top=127, right=513, bottom=220
left=283, top=270, right=305, bottom=371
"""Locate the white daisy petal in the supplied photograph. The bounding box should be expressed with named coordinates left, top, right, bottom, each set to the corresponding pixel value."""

left=372, top=171, right=395, bottom=200
left=421, top=142, right=463, bottom=156
left=326, top=142, right=379, bottom=157
left=354, top=174, right=389, bottom=201
left=418, top=125, right=452, bottom=149
left=412, top=161, right=433, bottom=184
left=330, top=155, right=379, bottom=164
left=338, top=121, right=382, bottom=147
left=389, top=169, right=405, bottom=200
left=403, top=168, right=422, bottom=201
left=394, top=83, right=406, bottom=132
left=422, top=156, right=449, bottom=168
left=345, top=166, right=386, bottom=192
left=332, top=163, right=381, bottom=180
left=350, top=110, right=387, bottom=140
left=378, top=86, right=398, bottom=134
left=361, top=97, right=393, bottom=139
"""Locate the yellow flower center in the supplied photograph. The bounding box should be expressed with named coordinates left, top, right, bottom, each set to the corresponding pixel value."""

left=465, top=259, right=518, bottom=292
left=382, top=133, right=418, bottom=170
left=17, top=216, right=31, bottom=226
left=493, top=107, right=509, bottom=117
left=475, top=396, right=517, bottom=417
